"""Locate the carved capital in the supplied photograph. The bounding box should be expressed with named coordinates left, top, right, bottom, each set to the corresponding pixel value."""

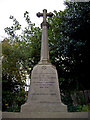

left=41, top=22, right=50, bottom=28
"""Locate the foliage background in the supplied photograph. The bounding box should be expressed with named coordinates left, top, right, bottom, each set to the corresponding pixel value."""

left=2, top=1, right=90, bottom=112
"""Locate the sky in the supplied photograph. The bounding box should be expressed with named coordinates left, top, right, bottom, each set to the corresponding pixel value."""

left=0, top=0, right=66, bottom=41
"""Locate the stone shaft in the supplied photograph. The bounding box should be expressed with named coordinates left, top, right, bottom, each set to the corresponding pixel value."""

left=41, top=25, right=49, bottom=61
left=37, top=9, right=53, bottom=63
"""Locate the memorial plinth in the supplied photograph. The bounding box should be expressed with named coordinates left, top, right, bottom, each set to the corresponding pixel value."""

left=21, top=9, right=67, bottom=112
left=21, top=64, right=67, bottom=112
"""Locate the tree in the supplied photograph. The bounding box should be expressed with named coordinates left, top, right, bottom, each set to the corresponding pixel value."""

left=2, top=11, right=41, bottom=111
left=48, top=1, right=90, bottom=92
left=2, top=38, right=27, bottom=111
left=63, top=2, right=90, bottom=91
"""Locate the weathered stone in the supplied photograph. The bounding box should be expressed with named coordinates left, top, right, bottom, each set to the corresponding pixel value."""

left=37, top=9, right=53, bottom=24
left=40, top=25, right=49, bottom=61
left=2, top=112, right=89, bottom=118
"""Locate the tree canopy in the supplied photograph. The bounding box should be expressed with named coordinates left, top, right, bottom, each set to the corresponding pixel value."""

left=2, top=12, right=41, bottom=111
left=48, top=2, right=90, bottom=92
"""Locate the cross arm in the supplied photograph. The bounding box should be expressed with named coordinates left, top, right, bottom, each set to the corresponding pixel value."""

left=36, top=12, right=43, bottom=17
left=47, top=12, right=53, bottom=17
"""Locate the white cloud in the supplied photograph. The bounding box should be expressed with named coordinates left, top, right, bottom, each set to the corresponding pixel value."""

left=0, top=0, right=66, bottom=41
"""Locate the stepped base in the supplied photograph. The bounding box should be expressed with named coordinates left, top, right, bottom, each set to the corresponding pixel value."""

left=2, top=112, right=88, bottom=118
left=21, top=102, right=67, bottom=112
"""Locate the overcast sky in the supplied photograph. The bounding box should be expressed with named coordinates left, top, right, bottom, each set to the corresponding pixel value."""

left=0, top=0, right=66, bottom=41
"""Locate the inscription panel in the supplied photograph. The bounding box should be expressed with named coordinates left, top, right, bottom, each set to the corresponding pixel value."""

left=27, top=65, right=61, bottom=103
left=31, top=73, right=56, bottom=89
left=30, top=72, right=60, bottom=102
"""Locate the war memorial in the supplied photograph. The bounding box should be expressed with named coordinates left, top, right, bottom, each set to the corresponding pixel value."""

left=2, top=9, right=88, bottom=119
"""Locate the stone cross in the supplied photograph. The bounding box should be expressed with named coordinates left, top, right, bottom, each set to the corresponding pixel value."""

left=37, top=9, right=53, bottom=64
left=37, top=9, right=53, bottom=24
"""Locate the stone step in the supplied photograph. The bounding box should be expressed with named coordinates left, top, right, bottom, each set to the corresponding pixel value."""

left=2, top=112, right=88, bottom=118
